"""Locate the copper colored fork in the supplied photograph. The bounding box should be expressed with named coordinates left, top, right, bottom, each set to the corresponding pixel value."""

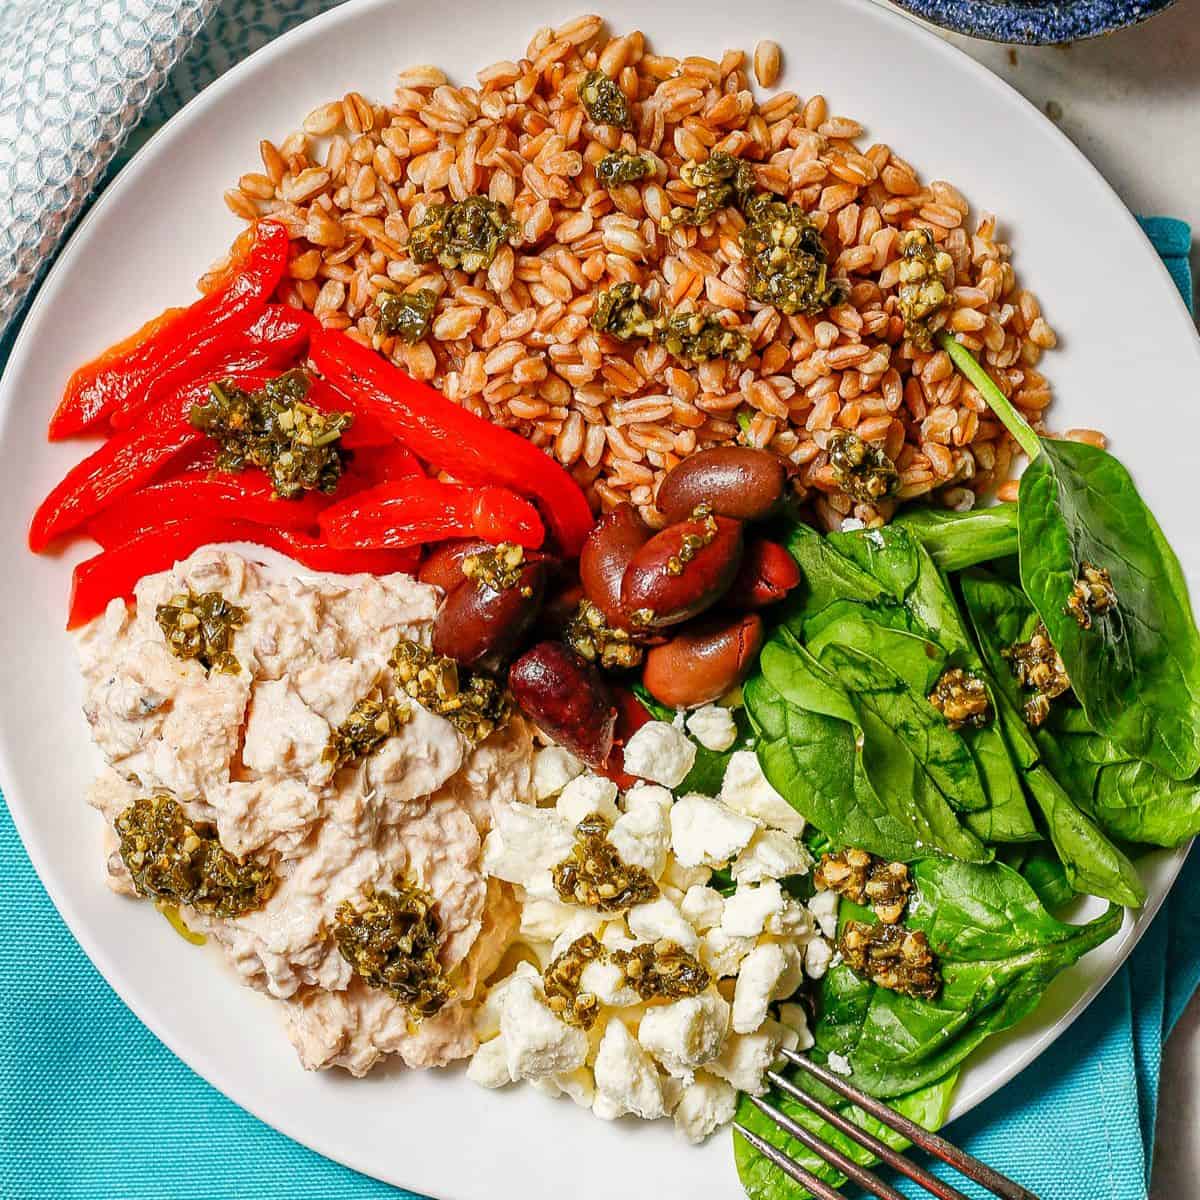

left=734, top=1050, right=1041, bottom=1200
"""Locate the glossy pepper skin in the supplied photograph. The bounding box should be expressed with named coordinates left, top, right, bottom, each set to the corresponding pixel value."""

left=309, top=328, right=593, bottom=557
left=67, top=519, right=419, bottom=629
left=319, top=478, right=545, bottom=551
left=49, top=222, right=291, bottom=440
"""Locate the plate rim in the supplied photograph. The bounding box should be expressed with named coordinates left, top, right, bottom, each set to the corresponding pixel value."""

left=0, top=0, right=1194, bottom=1188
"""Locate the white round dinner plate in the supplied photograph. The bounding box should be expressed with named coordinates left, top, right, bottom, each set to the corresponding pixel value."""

left=2, top=0, right=1197, bottom=1196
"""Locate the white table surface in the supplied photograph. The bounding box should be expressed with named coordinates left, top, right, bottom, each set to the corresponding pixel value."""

left=924, top=3, right=1200, bottom=1192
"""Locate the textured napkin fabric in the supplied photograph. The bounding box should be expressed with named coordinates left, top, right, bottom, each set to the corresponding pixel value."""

left=0, top=2, right=1197, bottom=1196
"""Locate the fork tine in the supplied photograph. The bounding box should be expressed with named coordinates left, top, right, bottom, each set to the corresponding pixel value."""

left=782, top=1052, right=1042, bottom=1200
left=767, top=1070, right=972, bottom=1200
left=745, top=1094, right=907, bottom=1200
left=732, top=1121, right=846, bottom=1200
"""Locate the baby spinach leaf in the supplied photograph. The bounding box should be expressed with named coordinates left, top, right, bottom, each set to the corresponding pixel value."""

left=1019, top=438, right=1200, bottom=782
left=893, top=503, right=1019, bottom=573
left=959, top=570, right=1147, bottom=907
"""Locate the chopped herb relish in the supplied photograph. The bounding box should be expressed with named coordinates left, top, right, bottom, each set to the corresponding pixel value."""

left=815, top=849, right=912, bottom=926
left=116, top=793, right=275, bottom=918
left=462, top=542, right=532, bottom=594
left=578, top=69, right=632, bottom=130
left=323, top=696, right=412, bottom=770
left=839, top=920, right=941, bottom=1000
left=740, top=193, right=846, bottom=316
left=155, top=589, right=246, bottom=674
left=1003, top=619, right=1071, bottom=729
left=552, top=815, right=660, bottom=912
left=407, top=195, right=515, bottom=273
left=1066, top=561, right=1117, bottom=630
left=928, top=666, right=991, bottom=731
left=661, top=151, right=756, bottom=232
left=543, top=932, right=605, bottom=1029
left=591, top=282, right=658, bottom=342
left=376, top=287, right=437, bottom=343
left=827, top=429, right=899, bottom=502
left=658, top=310, right=750, bottom=365
left=610, top=939, right=710, bottom=1001
left=334, top=880, right=451, bottom=1017
left=897, top=228, right=953, bottom=349
left=190, top=369, right=351, bottom=499
left=594, top=150, right=652, bottom=188
left=565, top=599, right=644, bottom=670
left=389, top=637, right=510, bottom=743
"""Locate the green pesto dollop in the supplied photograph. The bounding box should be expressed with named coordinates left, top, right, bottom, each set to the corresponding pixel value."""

left=591, top=282, right=658, bottom=342
left=594, top=150, right=652, bottom=189
left=389, top=637, right=510, bottom=743
left=827, top=429, right=899, bottom=502
left=190, top=369, right=351, bottom=499
left=579, top=69, right=632, bottom=130
left=661, top=151, right=756, bottom=231
left=322, top=696, right=413, bottom=770
left=155, top=589, right=247, bottom=675
left=658, top=309, right=751, bottom=365
left=376, top=287, right=437, bottom=343
left=407, top=196, right=515, bottom=273
left=740, top=193, right=846, bottom=316
left=116, top=793, right=275, bottom=918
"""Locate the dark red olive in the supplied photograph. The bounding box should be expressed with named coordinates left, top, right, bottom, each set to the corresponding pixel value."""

left=539, top=579, right=586, bottom=639
left=418, top=540, right=491, bottom=592
left=656, top=447, right=788, bottom=525
left=432, top=561, right=546, bottom=668
left=621, top=513, right=743, bottom=629
left=580, top=504, right=652, bottom=630
left=508, top=641, right=617, bottom=767
left=642, top=613, right=764, bottom=709
left=730, top=538, right=802, bottom=608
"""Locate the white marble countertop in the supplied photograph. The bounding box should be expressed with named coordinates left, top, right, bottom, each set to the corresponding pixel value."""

left=922, top=4, right=1199, bottom=1193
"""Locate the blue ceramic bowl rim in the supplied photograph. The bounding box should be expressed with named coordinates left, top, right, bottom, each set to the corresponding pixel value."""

left=889, top=0, right=1177, bottom=44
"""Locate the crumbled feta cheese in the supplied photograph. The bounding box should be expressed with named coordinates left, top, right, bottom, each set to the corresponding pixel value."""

left=552, top=1066, right=596, bottom=1108
left=482, top=801, right=575, bottom=892
left=467, top=1035, right=514, bottom=1088
left=774, top=941, right=805, bottom=1002
left=609, top=788, right=670, bottom=880
left=775, top=1002, right=815, bottom=1052
left=840, top=517, right=867, bottom=532
left=827, top=1051, right=852, bottom=1077
left=669, top=793, right=757, bottom=868
left=721, top=880, right=786, bottom=938
left=473, top=961, right=539, bottom=1040
left=662, top=858, right=713, bottom=891
left=580, top=958, right=640, bottom=1007
left=501, top=977, right=589, bottom=1080
left=805, top=936, right=834, bottom=980
left=673, top=1073, right=738, bottom=1144
left=707, top=1027, right=786, bottom=1095
left=628, top=895, right=700, bottom=953
left=731, top=828, right=812, bottom=884
left=808, top=888, right=840, bottom=939
left=599, top=920, right=635, bottom=952
left=680, top=885, right=725, bottom=932
left=622, top=720, right=697, bottom=789
left=550, top=912, right=607, bottom=960
left=686, top=705, right=738, bottom=752
left=533, top=745, right=584, bottom=799
left=556, top=773, right=620, bottom=825
left=660, top=1073, right=686, bottom=1114
left=732, top=943, right=788, bottom=1034
left=592, top=1017, right=668, bottom=1120
left=699, top=928, right=757, bottom=978
left=720, top=750, right=806, bottom=835
left=520, top=897, right=594, bottom=944
left=637, top=988, right=730, bottom=1078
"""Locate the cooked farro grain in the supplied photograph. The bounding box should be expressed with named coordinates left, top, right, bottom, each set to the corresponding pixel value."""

left=215, top=15, right=1057, bottom=531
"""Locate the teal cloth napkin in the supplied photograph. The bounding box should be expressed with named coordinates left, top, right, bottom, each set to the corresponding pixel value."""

left=0, top=1, right=1196, bottom=1189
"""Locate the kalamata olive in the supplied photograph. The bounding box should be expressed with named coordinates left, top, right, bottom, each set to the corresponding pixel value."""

left=580, top=504, right=652, bottom=629
left=642, top=613, right=764, bottom=709
left=509, top=641, right=617, bottom=767
left=621, top=512, right=743, bottom=629
left=656, top=447, right=788, bottom=525
left=418, top=540, right=490, bottom=592
left=432, top=561, right=546, bottom=668
left=539, top=579, right=586, bottom=639
left=730, top=538, right=802, bottom=608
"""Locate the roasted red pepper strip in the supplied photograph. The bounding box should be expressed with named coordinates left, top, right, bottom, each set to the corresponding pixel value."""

left=50, top=223, right=291, bottom=440
left=320, top=478, right=544, bottom=550
left=86, top=474, right=331, bottom=549
left=29, top=424, right=205, bottom=551
left=309, top=328, right=592, bottom=556
left=68, top=519, right=420, bottom=629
